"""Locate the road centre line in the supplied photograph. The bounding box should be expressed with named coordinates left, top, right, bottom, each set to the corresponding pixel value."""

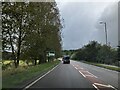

left=73, top=64, right=84, bottom=69
left=73, top=66, right=94, bottom=78
left=75, top=66, right=84, bottom=70
left=85, top=71, right=98, bottom=78
left=75, top=65, right=79, bottom=67
left=92, top=84, right=99, bottom=90
left=80, top=71, right=97, bottom=78
left=23, top=64, right=59, bottom=90
left=79, top=68, right=84, bottom=69
left=85, top=74, right=96, bottom=77
left=72, top=65, right=88, bottom=78
left=72, top=64, right=116, bottom=90
left=79, top=71, right=86, bottom=78
left=74, top=67, right=78, bottom=70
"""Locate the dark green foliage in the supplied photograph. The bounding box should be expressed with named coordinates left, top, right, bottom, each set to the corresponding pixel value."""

left=2, top=51, right=12, bottom=60
left=71, top=41, right=118, bottom=66
left=62, top=50, right=76, bottom=56
left=2, top=2, right=63, bottom=67
left=118, top=46, right=120, bottom=61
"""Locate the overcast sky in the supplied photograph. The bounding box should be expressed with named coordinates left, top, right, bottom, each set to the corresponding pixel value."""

left=56, top=0, right=119, bottom=50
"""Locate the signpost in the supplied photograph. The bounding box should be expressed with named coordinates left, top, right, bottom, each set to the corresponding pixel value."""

left=47, top=52, right=55, bottom=57
left=46, top=51, right=55, bottom=62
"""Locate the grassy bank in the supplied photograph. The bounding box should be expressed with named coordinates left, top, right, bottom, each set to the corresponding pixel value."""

left=82, top=61, right=120, bottom=72
left=2, top=60, right=60, bottom=88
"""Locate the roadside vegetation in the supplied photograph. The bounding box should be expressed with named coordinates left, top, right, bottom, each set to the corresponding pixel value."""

left=2, top=2, right=63, bottom=68
left=65, top=41, right=119, bottom=71
left=3, top=60, right=60, bottom=88
left=2, top=1, right=63, bottom=88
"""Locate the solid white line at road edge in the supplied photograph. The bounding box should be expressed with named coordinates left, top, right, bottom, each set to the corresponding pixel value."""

left=23, top=64, right=59, bottom=90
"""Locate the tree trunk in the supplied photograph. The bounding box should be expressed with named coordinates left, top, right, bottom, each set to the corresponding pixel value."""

left=16, top=7, right=23, bottom=67
left=38, top=60, right=41, bottom=64
left=48, top=56, right=50, bottom=62
left=8, top=30, right=17, bottom=68
left=34, top=59, right=37, bottom=65
left=16, top=33, right=22, bottom=67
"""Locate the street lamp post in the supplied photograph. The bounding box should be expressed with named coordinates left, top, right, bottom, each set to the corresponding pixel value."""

left=100, top=21, right=108, bottom=46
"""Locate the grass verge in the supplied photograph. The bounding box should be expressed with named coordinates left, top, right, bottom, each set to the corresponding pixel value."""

left=2, top=60, right=60, bottom=88
left=82, top=61, right=120, bottom=72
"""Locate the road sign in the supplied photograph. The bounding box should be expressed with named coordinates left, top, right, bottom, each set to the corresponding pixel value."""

left=46, top=51, right=55, bottom=57
left=48, top=53, right=55, bottom=56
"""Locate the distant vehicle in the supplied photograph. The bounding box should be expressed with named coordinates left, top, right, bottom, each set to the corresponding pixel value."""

left=62, top=55, right=70, bottom=64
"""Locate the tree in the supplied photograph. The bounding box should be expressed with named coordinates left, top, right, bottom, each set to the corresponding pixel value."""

left=83, top=41, right=100, bottom=62
left=118, top=46, right=120, bottom=61
left=20, top=2, right=63, bottom=65
left=2, top=2, right=63, bottom=67
left=71, top=41, right=118, bottom=66
left=2, top=2, right=29, bottom=67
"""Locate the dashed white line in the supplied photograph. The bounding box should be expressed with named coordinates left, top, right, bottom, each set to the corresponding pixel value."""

left=85, top=74, right=95, bottom=77
left=79, top=68, right=84, bottom=69
left=73, top=65, right=97, bottom=79
left=79, top=71, right=86, bottom=78
left=82, top=71, right=98, bottom=78
left=86, top=71, right=98, bottom=78
left=75, top=67, right=78, bottom=70
left=72, top=64, right=117, bottom=90
left=23, top=64, right=59, bottom=90
left=92, top=84, right=99, bottom=90
left=76, top=65, right=79, bottom=67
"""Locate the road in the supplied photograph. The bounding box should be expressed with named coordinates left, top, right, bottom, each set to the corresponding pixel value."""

left=24, top=60, right=119, bottom=90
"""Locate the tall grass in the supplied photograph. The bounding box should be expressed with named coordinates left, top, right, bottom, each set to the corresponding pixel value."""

left=2, top=60, right=60, bottom=88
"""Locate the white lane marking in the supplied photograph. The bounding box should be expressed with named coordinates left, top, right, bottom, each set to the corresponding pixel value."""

left=72, top=64, right=98, bottom=79
left=86, top=71, right=98, bottom=78
left=92, top=84, right=99, bottom=90
left=85, top=74, right=96, bottom=77
left=80, top=71, right=98, bottom=78
left=76, top=67, right=84, bottom=70
left=74, top=67, right=78, bottom=70
left=79, top=71, right=86, bottom=78
left=79, top=68, right=84, bottom=69
left=109, top=85, right=117, bottom=90
left=76, top=65, right=79, bottom=67
left=94, top=83, right=116, bottom=89
left=80, top=71, right=88, bottom=73
left=23, top=64, right=59, bottom=89
left=94, top=83, right=110, bottom=87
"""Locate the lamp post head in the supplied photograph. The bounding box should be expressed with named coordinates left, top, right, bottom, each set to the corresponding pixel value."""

left=100, top=21, right=106, bottom=24
left=100, top=21, right=104, bottom=24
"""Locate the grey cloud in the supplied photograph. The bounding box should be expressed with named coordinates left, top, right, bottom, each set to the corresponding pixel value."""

left=96, top=2, right=118, bottom=47
left=118, top=2, right=120, bottom=46
left=57, top=2, right=117, bottom=50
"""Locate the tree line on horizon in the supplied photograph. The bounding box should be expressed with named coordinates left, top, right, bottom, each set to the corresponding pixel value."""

left=66, top=41, right=119, bottom=66
left=2, top=2, right=63, bottom=68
